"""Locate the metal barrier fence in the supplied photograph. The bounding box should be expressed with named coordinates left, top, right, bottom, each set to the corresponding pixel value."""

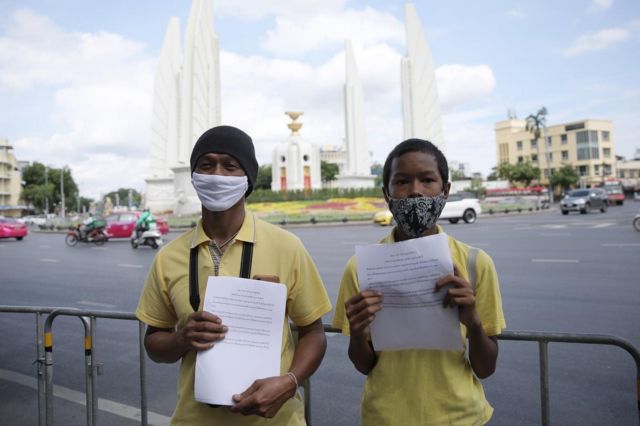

left=1, top=306, right=638, bottom=425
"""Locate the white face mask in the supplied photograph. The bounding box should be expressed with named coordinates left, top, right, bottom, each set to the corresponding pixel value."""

left=191, top=173, right=248, bottom=212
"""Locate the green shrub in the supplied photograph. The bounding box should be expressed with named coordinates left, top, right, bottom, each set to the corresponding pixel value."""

left=247, top=187, right=382, bottom=203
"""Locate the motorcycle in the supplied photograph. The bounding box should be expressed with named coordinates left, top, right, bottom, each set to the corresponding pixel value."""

left=65, top=225, right=108, bottom=246
left=131, top=225, right=163, bottom=250
left=634, top=211, right=640, bottom=232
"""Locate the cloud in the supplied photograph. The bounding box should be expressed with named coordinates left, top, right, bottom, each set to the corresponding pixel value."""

left=436, top=65, right=496, bottom=112
left=2, top=9, right=155, bottom=199
left=260, top=7, right=405, bottom=56
left=215, top=0, right=347, bottom=20
left=565, top=28, right=629, bottom=56
left=506, top=8, right=526, bottom=19
left=588, top=0, right=613, bottom=13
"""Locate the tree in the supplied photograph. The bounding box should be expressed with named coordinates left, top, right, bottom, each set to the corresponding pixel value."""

left=21, top=162, right=78, bottom=213
left=511, top=161, right=540, bottom=187
left=450, top=169, right=466, bottom=181
left=550, top=164, right=579, bottom=192
left=321, top=161, right=339, bottom=183
left=525, top=106, right=553, bottom=198
left=255, top=165, right=272, bottom=190
left=104, top=188, right=142, bottom=209
left=370, top=162, right=383, bottom=188
left=494, top=162, right=515, bottom=182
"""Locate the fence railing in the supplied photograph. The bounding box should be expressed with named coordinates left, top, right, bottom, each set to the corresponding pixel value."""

left=1, top=306, right=638, bottom=425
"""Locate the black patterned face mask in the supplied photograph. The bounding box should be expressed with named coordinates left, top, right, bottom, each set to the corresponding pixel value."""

left=388, top=194, right=447, bottom=239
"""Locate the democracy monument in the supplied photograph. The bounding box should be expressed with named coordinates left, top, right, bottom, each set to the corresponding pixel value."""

left=144, top=1, right=444, bottom=214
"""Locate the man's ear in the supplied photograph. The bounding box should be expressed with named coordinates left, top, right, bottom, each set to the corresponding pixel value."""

left=443, top=181, right=451, bottom=199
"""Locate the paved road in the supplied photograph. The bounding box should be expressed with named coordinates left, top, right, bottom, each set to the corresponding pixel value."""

left=1, top=203, right=639, bottom=425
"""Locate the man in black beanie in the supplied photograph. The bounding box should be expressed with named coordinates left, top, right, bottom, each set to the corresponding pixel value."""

left=136, top=125, right=332, bottom=425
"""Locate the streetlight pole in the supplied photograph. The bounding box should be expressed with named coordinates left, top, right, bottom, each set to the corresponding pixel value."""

left=44, top=166, right=49, bottom=214
left=60, top=167, right=65, bottom=219
left=542, top=125, right=553, bottom=203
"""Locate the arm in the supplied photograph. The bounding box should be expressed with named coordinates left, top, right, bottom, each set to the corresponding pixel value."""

left=345, top=290, right=383, bottom=375
left=230, top=319, right=327, bottom=418
left=143, top=311, right=227, bottom=364
left=435, top=268, right=498, bottom=379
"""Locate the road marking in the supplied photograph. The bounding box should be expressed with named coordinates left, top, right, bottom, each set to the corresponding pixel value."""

left=592, top=223, right=614, bottom=228
left=531, top=258, right=579, bottom=263
left=77, top=301, right=118, bottom=309
left=539, top=233, right=571, bottom=237
left=513, top=227, right=534, bottom=230
left=0, top=368, right=171, bottom=425
left=41, top=258, right=59, bottom=263
left=601, top=243, right=640, bottom=247
left=118, top=264, right=144, bottom=269
left=91, top=247, right=108, bottom=251
left=466, top=243, right=490, bottom=247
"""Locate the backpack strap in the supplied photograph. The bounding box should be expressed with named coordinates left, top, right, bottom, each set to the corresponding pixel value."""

left=189, top=241, right=254, bottom=312
left=467, top=247, right=479, bottom=291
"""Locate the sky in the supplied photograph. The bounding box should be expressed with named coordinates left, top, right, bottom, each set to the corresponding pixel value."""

left=1, top=0, right=639, bottom=200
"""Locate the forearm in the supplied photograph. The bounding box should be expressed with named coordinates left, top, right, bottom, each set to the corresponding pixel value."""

left=144, top=328, right=189, bottom=364
left=289, top=320, right=327, bottom=383
left=348, top=334, right=377, bottom=375
left=467, top=322, right=498, bottom=379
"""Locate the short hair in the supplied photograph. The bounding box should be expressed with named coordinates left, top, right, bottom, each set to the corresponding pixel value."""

left=382, top=139, right=448, bottom=193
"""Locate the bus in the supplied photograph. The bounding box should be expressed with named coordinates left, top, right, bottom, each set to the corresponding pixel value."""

left=601, top=179, right=625, bottom=206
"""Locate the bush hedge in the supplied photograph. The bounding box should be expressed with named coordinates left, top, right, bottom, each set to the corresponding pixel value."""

left=247, top=187, right=382, bottom=203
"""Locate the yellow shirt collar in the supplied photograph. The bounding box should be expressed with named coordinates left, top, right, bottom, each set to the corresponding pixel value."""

left=190, top=210, right=256, bottom=248
left=383, top=224, right=444, bottom=243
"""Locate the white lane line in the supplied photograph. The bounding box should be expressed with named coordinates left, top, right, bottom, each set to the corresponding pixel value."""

left=466, top=243, right=490, bottom=247
left=77, top=301, right=118, bottom=309
left=118, top=264, right=144, bottom=269
left=91, top=247, right=108, bottom=251
left=539, top=233, right=571, bottom=237
left=602, top=243, right=640, bottom=247
left=0, top=368, right=171, bottom=426
left=513, top=227, right=534, bottom=230
left=41, top=258, right=59, bottom=263
left=531, top=258, right=579, bottom=263
left=592, top=223, right=615, bottom=228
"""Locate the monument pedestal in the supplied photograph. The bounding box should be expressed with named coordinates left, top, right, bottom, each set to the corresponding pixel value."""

left=171, top=165, right=201, bottom=216
left=144, top=176, right=176, bottom=213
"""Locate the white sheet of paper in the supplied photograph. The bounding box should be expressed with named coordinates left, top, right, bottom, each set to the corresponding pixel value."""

left=194, top=276, right=287, bottom=406
left=356, top=232, right=462, bottom=351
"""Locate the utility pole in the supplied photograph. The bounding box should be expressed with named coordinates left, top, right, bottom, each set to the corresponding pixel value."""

left=542, top=125, right=553, bottom=203
left=60, top=167, right=65, bottom=219
left=44, top=166, right=49, bottom=214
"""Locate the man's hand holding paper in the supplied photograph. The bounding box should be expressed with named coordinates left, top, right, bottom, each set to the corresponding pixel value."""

left=355, top=232, right=463, bottom=351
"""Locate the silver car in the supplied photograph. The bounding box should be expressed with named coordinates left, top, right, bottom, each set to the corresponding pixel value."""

left=560, top=188, right=608, bottom=215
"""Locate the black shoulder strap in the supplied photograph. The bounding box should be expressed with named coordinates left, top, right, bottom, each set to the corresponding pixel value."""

left=189, top=241, right=254, bottom=312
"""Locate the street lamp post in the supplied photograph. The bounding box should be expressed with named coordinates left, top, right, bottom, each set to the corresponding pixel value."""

left=60, top=167, right=65, bottom=219
left=542, top=125, right=553, bottom=203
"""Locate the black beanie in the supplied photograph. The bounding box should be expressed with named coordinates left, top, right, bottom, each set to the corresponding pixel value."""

left=190, top=125, right=259, bottom=197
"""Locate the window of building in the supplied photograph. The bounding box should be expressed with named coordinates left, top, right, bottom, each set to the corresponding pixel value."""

left=547, top=136, right=552, bottom=146
left=562, top=151, right=569, bottom=161
left=576, top=130, right=600, bottom=160
left=602, top=131, right=610, bottom=141
left=578, top=165, right=588, bottom=176
left=561, top=134, right=568, bottom=144
left=594, top=164, right=600, bottom=175
left=544, top=169, right=551, bottom=177
left=531, top=154, right=538, bottom=162
left=517, top=156, right=523, bottom=163
left=565, top=122, right=585, bottom=131
left=517, top=141, right=523, bottom=150
left=499, top=143, right=509, bottom=162
left=603, top=147, right=611, bottom=158
left=530, top=140, right=537, bottom=149
left=548, top=152, right=553, bottom=161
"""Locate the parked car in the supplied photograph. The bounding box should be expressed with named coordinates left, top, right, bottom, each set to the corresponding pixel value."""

left=0, top=217, right=29, bottom=240
left=560, top=188, right=608, bottom=214
left=373, top=194, right=482, bottom=226
left=103, top=211, right=170, bottom=238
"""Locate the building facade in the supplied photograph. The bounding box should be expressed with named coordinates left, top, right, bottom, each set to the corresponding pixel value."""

left=616, top=148, right=640, bottom=191
left=495, top=119, right=615, bottom=187
left=0, top=137, right=24, bottom=216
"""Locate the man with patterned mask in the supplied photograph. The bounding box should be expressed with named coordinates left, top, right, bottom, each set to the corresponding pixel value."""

left=332, top=139, right=506, bottom=425
left=136, top=125, right=332, bottom=425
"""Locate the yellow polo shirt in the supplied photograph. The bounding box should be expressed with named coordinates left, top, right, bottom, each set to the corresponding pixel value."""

left=136, top=212, right=332, bottom=425
left=332, top=225, right=506, bottom=426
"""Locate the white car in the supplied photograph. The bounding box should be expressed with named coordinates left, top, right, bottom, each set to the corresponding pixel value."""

left=372, top=193, right=482, bottom=225
left=440, top=193, right=481, bottom=224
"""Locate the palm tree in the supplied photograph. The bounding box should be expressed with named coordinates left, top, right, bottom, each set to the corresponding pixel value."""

left=525, top=107, right=553, bottom=201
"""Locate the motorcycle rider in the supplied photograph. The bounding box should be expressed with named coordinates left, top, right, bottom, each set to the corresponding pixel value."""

left=135, top=208, right=156, bottom=240
left=79, top=213, right=95, bottom=241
